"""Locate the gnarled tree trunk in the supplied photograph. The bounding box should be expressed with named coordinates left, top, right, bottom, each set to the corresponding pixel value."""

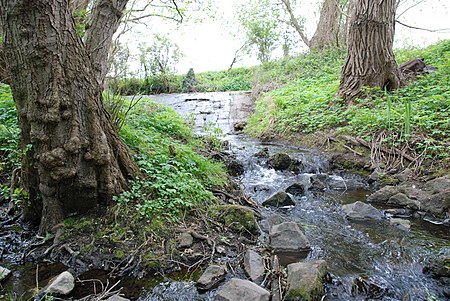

left=337, top=0, right=402, bottom=102
left=0, top=0, right=138, bottom=233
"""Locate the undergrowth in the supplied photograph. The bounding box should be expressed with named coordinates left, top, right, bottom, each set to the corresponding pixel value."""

left=246, top=40, right=450, bottom=172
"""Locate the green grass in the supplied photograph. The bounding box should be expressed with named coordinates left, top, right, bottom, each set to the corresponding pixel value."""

left=245, top=40, right=450, bottom=168
left=108, top=67, right=253, bottom=95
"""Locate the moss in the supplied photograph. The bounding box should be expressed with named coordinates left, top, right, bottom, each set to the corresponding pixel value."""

left=379, top=173, right=400, bottom=185
left=209, top=204, right=258, bottom=233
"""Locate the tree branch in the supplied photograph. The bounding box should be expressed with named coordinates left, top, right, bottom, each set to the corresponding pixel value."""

left=396, top=19, right=450, bottom=33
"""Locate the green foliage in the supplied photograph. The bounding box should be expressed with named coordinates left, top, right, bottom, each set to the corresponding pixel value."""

left=181, top=68, right=197, bottom=92
left=115, top=99, right=227, bottom=221
left=108, top=67, right=253, bottom=95
left=246, top=40, right=450, bottom=165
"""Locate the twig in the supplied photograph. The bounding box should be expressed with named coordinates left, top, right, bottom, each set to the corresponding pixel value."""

left=343, top=144, right=363, bottom=156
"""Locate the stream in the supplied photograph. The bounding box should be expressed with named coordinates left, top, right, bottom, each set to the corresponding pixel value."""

left=1, top=92, right=449, bottom=300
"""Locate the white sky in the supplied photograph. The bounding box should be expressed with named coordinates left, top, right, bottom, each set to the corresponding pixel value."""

left=122, top=0, right=450, bottom=75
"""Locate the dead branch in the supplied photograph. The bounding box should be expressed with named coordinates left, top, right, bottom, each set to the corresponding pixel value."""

left=355, top=137, right=415, bottom=162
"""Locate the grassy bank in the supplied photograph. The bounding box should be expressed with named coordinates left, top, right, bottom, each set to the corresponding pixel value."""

left=245, top=40, right=450, bottom=173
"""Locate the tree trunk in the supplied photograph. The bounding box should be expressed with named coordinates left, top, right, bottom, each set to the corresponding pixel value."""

left=0, top=0, right=137, bottom=233
left=337, top=0, right=402, bottom=102
left=310, top=0, right=341, bottom=50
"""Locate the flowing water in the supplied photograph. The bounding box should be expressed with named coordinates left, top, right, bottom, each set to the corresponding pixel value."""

left=1, top=92, right=449, bottom=300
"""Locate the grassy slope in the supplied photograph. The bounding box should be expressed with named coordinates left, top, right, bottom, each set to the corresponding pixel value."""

left=245, top=40, right=450, bottom=173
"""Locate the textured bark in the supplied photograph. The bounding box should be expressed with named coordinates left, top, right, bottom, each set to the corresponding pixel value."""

left=0, top=0, right=137, bottom=233
left=310, top=0, right=341, bottom=50
left=337, top=0, right=402, bottom=102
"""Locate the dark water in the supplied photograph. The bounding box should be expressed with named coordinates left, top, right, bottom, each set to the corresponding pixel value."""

left=1, top=92, right=449, bottom=300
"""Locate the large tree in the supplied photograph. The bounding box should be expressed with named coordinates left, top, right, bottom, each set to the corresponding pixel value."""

left=0, top=0, right=139, bottom=233
left=337, top=0, right=402, bottom=102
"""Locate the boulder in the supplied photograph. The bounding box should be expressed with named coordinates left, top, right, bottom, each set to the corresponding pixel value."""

left=43, top=271, right=75, bottom=295
left=387, top=193, right=421, bottom=210
left=285, top=260, right=327, bottom=301
left=178, top=232, right=193, bottom=248
left=285, top=183, right=305, bottom=196
left=394, top=168, right=414, bottom=182
left=351, top=277, right=388, bottom=299
left=367, top=186, right=400, bottom=203
left=423, top=256, right=450, bottom=280
left=269, top=222, right=311, bottom=255
left=254, top=147, right=269, bottom=158
left=384, top=208, right=414, bottom=217
left=0, top=266, right=11, bottom=282
left=216, top=278, right=270, bottom=301
left=243, top=250, right=265, bottom=284
left=262, top=191, right=295, bottom=207
left=225, top=159, right=245, bottom=177
left=233, top=121, right=247, bottom=132
left=342, top=201, right=383, bottom=221
left=420, top=190, right=450, bottom=216
left=259, top=214, right=283, bottom=233
left=423, top=176, right=450, bottom=194
left=268, top=153, right=302, bottom=173
left=196, top=265, right=227, bottom=291
left=209, top=205, right=258, bottom=234
left=389, top=218, right=411, bottom=231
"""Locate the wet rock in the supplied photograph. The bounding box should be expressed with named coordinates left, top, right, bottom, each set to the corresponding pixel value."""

left=107, top=295, right=130, bottom=301
left=421, top=190, right=450, bottom=216
left=178, top=232, right=193, bottom=248
left=389, top=218, right=411, bottom=231
left=384, top=208, right=414, bottom=217
left=367, top=186, right=400, bottom=203
left=244, top=249, right=265, bottom=284
left=43, top=271, right=75, bottom=295
left=269, top=222, right=311, bottom=255
left=259, top=214, right=283, bottom=233
left=309, top=178, right=326, bottom=191
left=262, top=191, right=295, bottom=207
left=387, top=193, right=421, bottom=210
left=268, top=153, right=302, bottom=173
left=209, top=205, right=258, bottom=234
left=342, top=201, right=383, bottom=221
left=285, top=260, right=327, bottom=301
left=216, top=278, right=270, bottom=301
left=233, top=121, right=247, bottom=132
left=254, top=147, right=269, bottom=158
left=351, top=277, right=388, bottom=299
left=225, top=159, right=245, bottom=176
left=423, top=175, right=450, bottom=194
left=285, top=183, right=305, bottom=196
left=196, top=265, right=227, bottom=291
left=394, top=168, right=414, bottom=182
left=0, top=266, right=11, bottom=282
left=423, top=256, right=450, bottom=279
left=253, top=184, right=271, bottom=193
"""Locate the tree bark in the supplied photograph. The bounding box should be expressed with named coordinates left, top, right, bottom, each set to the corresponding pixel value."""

left=310, top=0, right=341, bottom=50
left=0, top=0, right=137, bottom=233
left=337, top=0, right=402, bottom=102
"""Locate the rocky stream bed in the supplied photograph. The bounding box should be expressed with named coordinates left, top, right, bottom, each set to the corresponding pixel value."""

left=1, top=92, right=449, bottom=300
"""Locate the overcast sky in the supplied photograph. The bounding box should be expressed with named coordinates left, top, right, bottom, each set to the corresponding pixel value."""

left=123, top=0, right=450, bottom=75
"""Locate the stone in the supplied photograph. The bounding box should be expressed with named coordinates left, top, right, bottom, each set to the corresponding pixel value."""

left=196, top=265, right=227, bottom=291
left=285, top=260, right=327, bottom=301
left=262, top=191, right=295, bottom=207
left=423, top=176, right=450, bottom=194
left=394, top=168, right=414, bottom=182
left=390, top=218, right=411, bottom=231
left=285, top=183, right=305, bottom=196
left=259, top=214, right=283, bottom=233
left=107, top=295, right=130, bottom=301
left=387, top=193, right=421, bottom=210
left=269, top=222, right=311, bottom=255
left=309, top=175, right=327, bottom=192
left=367, top=186, right=400, bottom=203
left=268, top=153, right=302, bottom=173
left=421, top=190, right=450, bottom=217
left=351, top=277, right=388, bottom=299
left=216, top=278, right=270, bottom=301
left=178, top=232, right=193, bottom=248
left=43, top=271, right=75, bottom=295
left=254, top=147, right=269, bottom=158
left=384, top=208, right=414, bottom=217
left=423, top=256, right=450, bottom=279
left=233, top=121, right=247, bottom=132
left=225, top=159, right=245, bottom=176
left=209, top=205, right=258, bottom=234
left=243, top=250, right=265, bottom=284
left=0, top=266, right=11, bottom=282
left=342, top=201, right=383, bottom=221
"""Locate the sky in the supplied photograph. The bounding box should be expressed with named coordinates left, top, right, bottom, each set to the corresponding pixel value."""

left=122, top=0, right=450, bottom=75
